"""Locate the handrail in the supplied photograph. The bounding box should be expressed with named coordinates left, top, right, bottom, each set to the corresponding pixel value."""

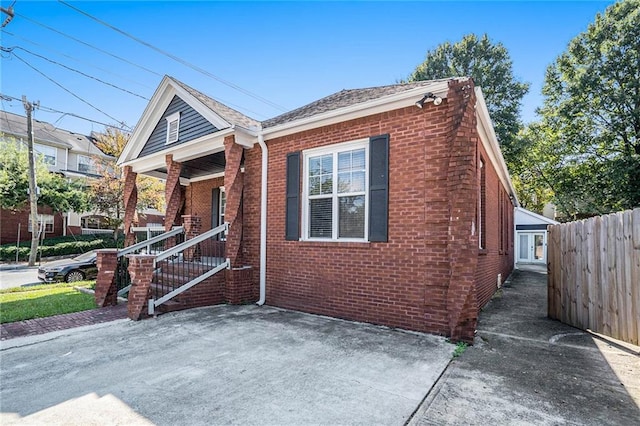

left=118, top=226, right=184, bottom=258
left=155, top=223, right=227, bottom=265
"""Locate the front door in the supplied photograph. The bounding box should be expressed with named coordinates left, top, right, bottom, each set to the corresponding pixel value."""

left=517, top=232, right=546, bottom=263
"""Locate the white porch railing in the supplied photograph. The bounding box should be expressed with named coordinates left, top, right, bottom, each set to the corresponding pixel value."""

left=148, top=223, right=229, bottom=315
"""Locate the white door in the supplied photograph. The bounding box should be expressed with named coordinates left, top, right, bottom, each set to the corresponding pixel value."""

left=517, top=232, right=546, bottom=263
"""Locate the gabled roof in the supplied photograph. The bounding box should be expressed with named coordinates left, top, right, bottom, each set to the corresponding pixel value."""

left=515, top=207, right=559, bottom=225
left=262, top=79, right=454, bottom=128
left=171, top=77, right=259, bottom=130
left=119, top=75, right=260, bottom=165
left=0, top=110, right=108, bottom=157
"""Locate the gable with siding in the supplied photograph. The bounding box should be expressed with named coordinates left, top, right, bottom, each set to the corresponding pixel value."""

left=138, top=95, right=219, bottom=158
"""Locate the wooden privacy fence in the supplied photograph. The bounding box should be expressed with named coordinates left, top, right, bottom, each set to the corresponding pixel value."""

left=548, top=208, right=640, bottom=345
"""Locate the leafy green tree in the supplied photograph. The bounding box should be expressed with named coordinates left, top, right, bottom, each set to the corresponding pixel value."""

left=538, top=0, right=640, bottom=215
left=0, top=136, right=89, bottom=213
left=407, top=33, right=530, bottom=164
left=88, top=128, right=164, bottom=230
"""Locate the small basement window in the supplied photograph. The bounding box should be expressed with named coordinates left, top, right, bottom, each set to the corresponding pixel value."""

left=165, top=112, right=180, bottom=144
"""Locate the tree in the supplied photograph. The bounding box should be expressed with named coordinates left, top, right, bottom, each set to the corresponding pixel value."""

left=0, top=137, right=89, bottom=213
left=88, top=128, right=164, bottom=231
left=538, top=0, right=640, bottom=216
left=407, top=34, right=530, bottom=164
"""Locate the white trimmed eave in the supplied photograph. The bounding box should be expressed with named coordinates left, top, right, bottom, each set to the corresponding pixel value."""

left=117, top=76, right=232, bottom=166
left=475, top=87, right=520, bottom=207
left=261, top=81, right=450, bottom=140
left=516, top=207, right=559, bottom=225
left=121, top=128, right=234, bottom=175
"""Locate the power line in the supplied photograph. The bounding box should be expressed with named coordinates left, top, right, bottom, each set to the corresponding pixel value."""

left=10, top=54, right=132, bottom=129
left=1, top=29, right=154, bottom=90
left=2, top=45, right=150, bottom=101
left=5, top=19, right=269, bottom=120
left=58, top=0, right=288, bottom=112
left=14, top=11, right=163, bottom=77
left=1, top=93, right=127, bottom=130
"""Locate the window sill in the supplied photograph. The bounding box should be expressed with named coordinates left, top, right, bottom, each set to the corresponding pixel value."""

left=294, top=240, right=372, bottom=249
left=478, top=249, right=488, bottom=256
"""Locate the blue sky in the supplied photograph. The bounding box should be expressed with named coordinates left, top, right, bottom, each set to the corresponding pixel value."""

left=0, top=1, right=616, bottom=135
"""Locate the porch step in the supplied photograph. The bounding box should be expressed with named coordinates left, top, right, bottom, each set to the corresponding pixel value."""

left=155, top=299, right=185, bottom=314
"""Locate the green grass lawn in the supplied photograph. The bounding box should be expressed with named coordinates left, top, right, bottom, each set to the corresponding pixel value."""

left=0, top=281, right=97, bottom=324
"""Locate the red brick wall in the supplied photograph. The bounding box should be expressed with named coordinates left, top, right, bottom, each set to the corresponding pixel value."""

left=183, top=84, right=513, bottom=339
left=184, top=176, right=224, bottom=229
left=475, top=141, right=515, bottom=309
left=244, top=101, right=458, bottom=336
left=0, top=207, right=64, bottom=245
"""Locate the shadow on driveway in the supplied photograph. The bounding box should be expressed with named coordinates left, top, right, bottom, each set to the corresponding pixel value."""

left=410, top=269, right=640, bottom=426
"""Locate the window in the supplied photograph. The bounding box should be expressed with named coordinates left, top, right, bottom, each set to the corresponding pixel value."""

left=219, top=188, right=226, bottom=225
left=165, top=112, right=180, bottom=144
left=28, top=215, right=54, bottom=233
left=34, top=143, right=56, bottom=165
left=478, top=159, right=486, bottom=249
left=303, top=140, right=368, bottom=241
left=77, top=155, right=97, bottom=174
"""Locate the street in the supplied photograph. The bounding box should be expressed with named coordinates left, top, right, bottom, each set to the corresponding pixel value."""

left=0, top=267, right=40, bottom=289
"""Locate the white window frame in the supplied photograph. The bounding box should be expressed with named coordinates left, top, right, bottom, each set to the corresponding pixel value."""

left=28, top=214, right=54, bottom=233
left=165, top=112, right=181, bottom=144
left=77, top=154, right=96, bottom=174
left=34, top=143, right=56, bottom=166
left=219, top=187, right=226, bottom=226
left=301, top=138, right=369, bottom=242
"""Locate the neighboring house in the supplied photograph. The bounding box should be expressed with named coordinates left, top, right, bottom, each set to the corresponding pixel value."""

left=0, top=110, right=113, bottom=244
left=514, top=207, right=559, bottom=268
left=113, top=75, right=518, bottom=342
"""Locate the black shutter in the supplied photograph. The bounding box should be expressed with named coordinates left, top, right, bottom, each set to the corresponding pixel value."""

left=285, top=152, right=301, bottom=240
left=369, top=134, right=389, bottom=242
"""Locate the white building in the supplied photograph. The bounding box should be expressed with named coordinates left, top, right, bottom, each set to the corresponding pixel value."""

left=514, top=207, right=559, bottom=268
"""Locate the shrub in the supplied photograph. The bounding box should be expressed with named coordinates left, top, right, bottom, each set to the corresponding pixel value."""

left=0, top=234, right=124, bottom=262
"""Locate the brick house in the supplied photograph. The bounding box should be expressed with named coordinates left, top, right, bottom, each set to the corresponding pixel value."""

left=0, top=111, right=113, bottom=244
left=112, top=75, right=517, bottom=343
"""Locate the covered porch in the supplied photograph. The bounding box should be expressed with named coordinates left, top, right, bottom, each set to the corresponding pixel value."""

left=95, top=132, right=257, bottom=319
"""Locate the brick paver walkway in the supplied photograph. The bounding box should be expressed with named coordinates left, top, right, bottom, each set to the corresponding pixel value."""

left=1, top=304, right=128, bottom=341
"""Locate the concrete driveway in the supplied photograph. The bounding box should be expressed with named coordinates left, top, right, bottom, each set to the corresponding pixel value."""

left=0, top=305, right=455, bottom=425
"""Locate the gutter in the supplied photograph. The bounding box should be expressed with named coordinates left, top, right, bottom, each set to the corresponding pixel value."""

left=257, top=132, right=268, bottom=305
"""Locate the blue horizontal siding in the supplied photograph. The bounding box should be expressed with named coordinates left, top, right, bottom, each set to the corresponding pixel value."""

left=138, top=96, right=219, bottom=158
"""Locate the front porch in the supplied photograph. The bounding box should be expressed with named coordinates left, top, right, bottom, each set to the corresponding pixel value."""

left=95, top=131, right=257, bottom=320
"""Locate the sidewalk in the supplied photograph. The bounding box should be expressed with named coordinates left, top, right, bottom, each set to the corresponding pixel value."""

left=410, top=269, right=640, bottom=425
left=0, top=304, right=128, bottom=341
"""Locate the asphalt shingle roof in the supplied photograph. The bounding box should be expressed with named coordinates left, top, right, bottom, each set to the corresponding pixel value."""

left=168, top=76, right=461, bottom=131
left=261, top=78, right=455, bottom=128
left=0, top=110, right=107, bottom=157
left=170, top=76, right=261, bottom=130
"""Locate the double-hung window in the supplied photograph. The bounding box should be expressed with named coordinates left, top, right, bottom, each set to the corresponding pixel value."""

left=303, top=140, right=368, bottom=241
left=77, top=155, right=96, bottom=174
left=34, top=143, right=56, bottom=166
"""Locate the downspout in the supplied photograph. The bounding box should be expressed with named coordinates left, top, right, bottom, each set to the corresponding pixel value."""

left=257, top=132, right=268, bottom=305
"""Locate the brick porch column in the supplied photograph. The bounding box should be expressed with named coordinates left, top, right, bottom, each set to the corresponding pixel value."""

left=123, top=166, right=138, bottom=247
left=182, top=215, right=202, bottom=261
left=223, top=135, right=254, bottom=304
left=164, top=154, right=183, bottom=232
left=95, top=249, right=118, bottom=307
left=445, top=79, right=479, bottom=344
left=126, top=254, right=155, bottom=320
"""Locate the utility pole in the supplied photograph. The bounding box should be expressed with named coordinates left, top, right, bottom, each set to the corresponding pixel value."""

left=23, top=96, right=40, bottom=266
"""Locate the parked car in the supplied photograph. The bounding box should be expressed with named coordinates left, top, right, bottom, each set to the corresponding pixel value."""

left=38, top=250, right=98, bottom=283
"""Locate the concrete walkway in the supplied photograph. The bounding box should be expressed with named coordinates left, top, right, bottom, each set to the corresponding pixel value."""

left=0, top=304, right=128, bottom=340
left=411, top=269, right=640, bottom=425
